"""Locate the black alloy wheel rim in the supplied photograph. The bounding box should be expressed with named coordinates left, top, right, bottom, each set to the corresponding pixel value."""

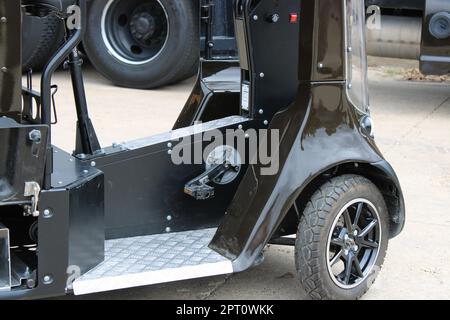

left=326, top=199, right=382, bottom=289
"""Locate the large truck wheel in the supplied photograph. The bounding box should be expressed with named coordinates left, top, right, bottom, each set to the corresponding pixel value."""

left=295, top=175, right=389, bottom=300
left=22, top=14, right=64, bottom=72
left=83, top=0, right=199, bottom=89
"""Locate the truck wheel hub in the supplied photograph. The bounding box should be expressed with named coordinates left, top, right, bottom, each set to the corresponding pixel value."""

left=130, top=12, right=156, bottom=42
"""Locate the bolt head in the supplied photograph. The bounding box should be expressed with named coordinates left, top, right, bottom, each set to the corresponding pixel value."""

left=353, top=245, right=359, bottom=252
left=258, top=109, right=264, bottom=115
left=253, top=15, right=259, bottom=21
left=167, top=215, right=172, bottom=221
left=26, top=278, right=36, bottom=289
left=1, top=17, right=7, bottom=23
left=43, top=209, right=52, bottom=218
left=1, top=67, right=7, bottom=73
left=165, top=227, right=171, bottom=233
left=353, top=230, right=358, bottom=236
left=259, top=72, right=265, bottom=78
left=90, top=161, right=96, bottom=167
left=43, top=275, right=53, bottom=284
left=28, top=130, right=41, bottom=143
left=264, top=120, right=269, bottom=126
left=167, top=142, right=172, bottom=148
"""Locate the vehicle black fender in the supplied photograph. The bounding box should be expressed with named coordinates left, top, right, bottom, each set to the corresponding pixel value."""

left=210, top=83, right=405, bottom=273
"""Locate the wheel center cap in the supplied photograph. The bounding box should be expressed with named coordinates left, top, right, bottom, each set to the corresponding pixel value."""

left=344, top=236, right=355, bottom=250
left=130, top=12, right=156, bottom=41
left=136, top=17, right=151, bottom=33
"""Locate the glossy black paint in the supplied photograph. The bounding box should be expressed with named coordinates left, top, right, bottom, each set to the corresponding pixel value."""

left=210, top=0, right=405, bottom=272
left=173, top=60, right=241, bottom=129
left=0, top=0, right=22, bottom=122
left=420, top=0, right=450, bottom=75
left=0, top=0, right=405, bottom=299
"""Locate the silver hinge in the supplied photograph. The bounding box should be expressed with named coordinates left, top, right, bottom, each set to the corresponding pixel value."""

left=24, top=182, right=41, bottom=217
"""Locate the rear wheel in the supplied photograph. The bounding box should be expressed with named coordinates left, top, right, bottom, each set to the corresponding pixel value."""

left=83, top=0, right=199, bottom=89
left=295, top=175, right=389, bottom=300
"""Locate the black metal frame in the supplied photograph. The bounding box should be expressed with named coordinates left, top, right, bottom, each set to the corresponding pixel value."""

left=0, top=0, right=405, bottom=299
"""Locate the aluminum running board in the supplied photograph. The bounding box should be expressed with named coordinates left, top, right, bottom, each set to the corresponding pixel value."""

left=73, top=228, right=233, bottom=295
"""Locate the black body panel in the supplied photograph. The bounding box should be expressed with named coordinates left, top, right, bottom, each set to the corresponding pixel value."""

left=173, top=60, right=241, bottom=130
left=93, top=117, right=251, bottom=240
left=0, top=148, right=104, bottom=299
left=0, top=118, right=48, bottom=204
left=210, top=0, right=405, bottom=272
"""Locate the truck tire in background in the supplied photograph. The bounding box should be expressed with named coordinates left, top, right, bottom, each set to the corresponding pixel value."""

left=22, top=14, right=64, bottom=72
left=83, top=0, right=199, bottom=89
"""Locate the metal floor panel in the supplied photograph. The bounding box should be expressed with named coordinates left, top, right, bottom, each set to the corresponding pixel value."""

left=73, top=228, right=233, bottom=295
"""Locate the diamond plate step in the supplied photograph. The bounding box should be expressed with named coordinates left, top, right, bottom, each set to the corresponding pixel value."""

left=73, top=228, right=233, bottom=295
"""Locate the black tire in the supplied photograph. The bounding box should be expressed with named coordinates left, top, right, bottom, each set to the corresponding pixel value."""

left=22, top=14, right=65, bottom=72
left=295, top=175, right=389, bottom=300
left=83, top=0, right=199, bottom=89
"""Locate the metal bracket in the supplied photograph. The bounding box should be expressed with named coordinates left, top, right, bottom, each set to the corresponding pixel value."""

left=184, top=163, right=238, bottom=200
left=24, top=182, right=41, bottom=217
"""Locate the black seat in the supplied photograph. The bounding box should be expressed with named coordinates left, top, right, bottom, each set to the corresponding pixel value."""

left=22, top=0, right=75, bottom=17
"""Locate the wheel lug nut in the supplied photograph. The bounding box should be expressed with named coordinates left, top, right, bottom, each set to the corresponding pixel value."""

left=353, top=230, right=358, bottom=236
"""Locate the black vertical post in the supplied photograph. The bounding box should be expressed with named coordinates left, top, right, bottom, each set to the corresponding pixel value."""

left=69, top=47, right=102, bottom=157
left=202, top=0, right=215, bottom=60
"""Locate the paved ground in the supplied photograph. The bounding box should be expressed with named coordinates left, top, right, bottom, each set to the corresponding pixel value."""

left=43, top=57, right=450, bottom=300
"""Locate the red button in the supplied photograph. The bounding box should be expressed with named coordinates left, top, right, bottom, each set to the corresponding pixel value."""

left=290, top=13, right=298, bottom=24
